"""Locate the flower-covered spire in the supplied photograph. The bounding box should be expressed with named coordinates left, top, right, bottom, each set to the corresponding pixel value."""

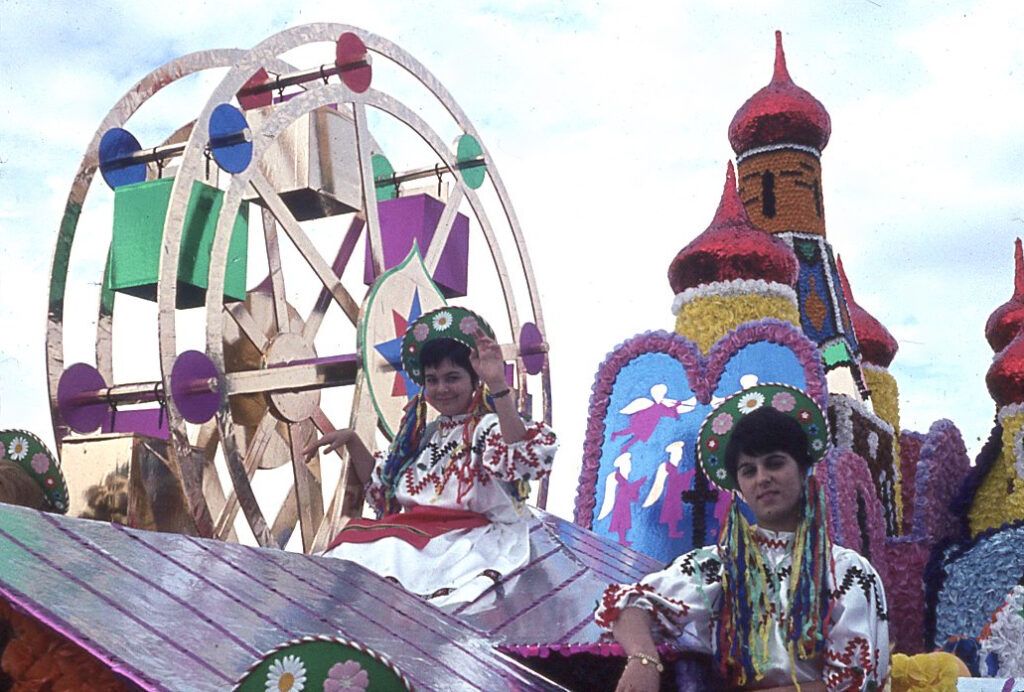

left=728, top=31, right=832, bottom=154
left=837, top=256, right=898, bottom=367
left=985, top=238, right=1024, bottom=352
left=668, top=162, right=798, bottom=294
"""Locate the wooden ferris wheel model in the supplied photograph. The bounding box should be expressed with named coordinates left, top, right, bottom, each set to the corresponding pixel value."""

left=46, top=24, right=551, bottom=554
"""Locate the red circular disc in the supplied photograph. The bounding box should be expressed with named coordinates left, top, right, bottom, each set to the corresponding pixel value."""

left=237, top=67, right=272, bottom=110
left=335, top=32, right=372, bottom=94
left=519, top=322, right=546, bottom=375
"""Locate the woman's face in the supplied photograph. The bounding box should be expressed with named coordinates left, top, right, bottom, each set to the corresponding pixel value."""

left=423, top=358, right=475, bottom=416
left=735, top=450, right=805, bottom=532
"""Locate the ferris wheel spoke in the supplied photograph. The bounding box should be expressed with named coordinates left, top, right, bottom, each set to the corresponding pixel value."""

left=422, top=185, right=465, bottom=273
left=286, top=421, right=324, bottom=552
left=260, top=207, right=291, bottom=333
left=226, top=302, right=271, bottom=353
left=250, top=170, right=360, bottom=324
left=352, top=103, right=384, bottom=276
left=302, top=215, right=365, bottom=342
left=213, top=412, right=277, bottom=542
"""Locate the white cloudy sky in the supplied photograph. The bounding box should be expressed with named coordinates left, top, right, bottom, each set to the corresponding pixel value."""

left=0, top=1, right=1022, bottom=521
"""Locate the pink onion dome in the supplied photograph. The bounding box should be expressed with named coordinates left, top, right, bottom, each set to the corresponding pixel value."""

left=728, top=31, right=832, bottom=155
left=985, top=238, right=1024, bottom=352
left=668, top=161, right=798, bottom=294
left=987, top=330, right=1024, bottom=407
left=837, top=256, right=898, bottom=367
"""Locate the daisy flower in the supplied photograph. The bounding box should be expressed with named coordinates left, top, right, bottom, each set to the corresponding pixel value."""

left=265, top=654, right=306, bottom=692
left=8, top=436, right=30, bottom=461
left=431, top=311, right=453, bottom=331
left=736, top=392, right=765, bottom=414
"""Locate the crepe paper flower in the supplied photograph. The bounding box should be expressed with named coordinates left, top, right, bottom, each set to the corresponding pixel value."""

left=737, top=392, right=765, bottom=414
left=431, top=311, right=453, bottom=331
left=323, top=660, right=370, bottom=692
left=30, top=452, right=50, bottom=474
left=797, top=409, right=812, bottom=422
left=265, top=654, right=306, bottom=692
left=459, top=315, right=479, bottom=335
left=811, top=439, right=825, bottom=451
left=716, top=468, right=728, bottom=480
left=413, top=322, right=430, bottom=341
left=0, top=442, right=5, bottom=460
left=706, top=439, right=719, bottom=451
left=711, top=412, right=734, bottom=435
left=8, top=436, right=30, bottom=461
left=771, top=391, right=796, bottom=412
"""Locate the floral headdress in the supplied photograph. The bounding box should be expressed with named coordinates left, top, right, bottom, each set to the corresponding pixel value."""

left=400, top=307, right=495, bottom=385
left=0, top=429, right=69, bottom=513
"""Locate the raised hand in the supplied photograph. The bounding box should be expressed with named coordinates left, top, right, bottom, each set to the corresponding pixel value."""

left=469, top=329, right=507, bottom=391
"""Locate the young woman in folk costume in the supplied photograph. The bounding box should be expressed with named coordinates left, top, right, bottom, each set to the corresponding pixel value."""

left=305, top=307, right=557, bottom=609
left=595, top=384, right=889, bottom=692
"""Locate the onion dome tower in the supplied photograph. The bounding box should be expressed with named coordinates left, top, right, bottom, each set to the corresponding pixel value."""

left=973, top=239, right=1024, bottom=535
left=669, top=162, right=800, bottom=352
left=729, top=31, right=867, bottom=401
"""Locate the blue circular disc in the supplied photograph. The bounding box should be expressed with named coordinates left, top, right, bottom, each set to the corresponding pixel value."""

left=209, top=103, right=253, bottom=174
left=98, top=128, right=146, bottom=189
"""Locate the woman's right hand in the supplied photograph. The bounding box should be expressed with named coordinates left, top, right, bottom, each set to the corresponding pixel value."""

left=303, top=429, right=358, bottom=459
left=614, top=659, right=661, bottom=692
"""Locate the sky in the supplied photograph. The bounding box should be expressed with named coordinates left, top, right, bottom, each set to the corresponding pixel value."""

left=0, top=1, right=1022, bottom=523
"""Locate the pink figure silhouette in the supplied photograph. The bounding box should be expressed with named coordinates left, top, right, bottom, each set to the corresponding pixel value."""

left=642, top=441, right=695, bottom=538
left=611, top=384, right=696, bottom=452
left=598, top=453, right=648, bottom=546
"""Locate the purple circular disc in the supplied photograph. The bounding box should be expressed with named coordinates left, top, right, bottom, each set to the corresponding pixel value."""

left=519, top=322, right=546, bottom=375
left=171, top=350, right=221, bottom=424
left=57, top=363, right=109, bottom=433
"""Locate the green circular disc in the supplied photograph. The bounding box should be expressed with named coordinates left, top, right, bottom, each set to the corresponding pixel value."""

left=455, top=134, right=486, bottom=190
left=372, top=153, right=398, bottom=201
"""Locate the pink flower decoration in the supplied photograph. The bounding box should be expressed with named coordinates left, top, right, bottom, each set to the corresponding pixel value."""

left=711, top=412, right=734, bottom=435
left=0, top=443, right=5, bottom=460
left=413, top=322, right=430, bottom=341
left=459, top=315, right=478, bottom=335
left=30, top=452, right=50, bottom=474
left=323, top=660, right=369, bottom=692
left=771, top=391, right=796, bottom=412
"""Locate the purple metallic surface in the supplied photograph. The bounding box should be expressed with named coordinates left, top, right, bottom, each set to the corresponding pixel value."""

left=101, top=406, right=171, bottom=439
left=986, top=238, right=1024, bottom=352
left=363, top=194, right=470, bottom=298
left=57, top=362, right=110, bottom=434
left=0, top=503, right=568, bottom=691
left=836, top=256, right=898, bottom=367
left=728, top=31, right=831, bottom=154
left=667, top=162, right=797, bottom=294
left=171, top=350, right=221, bottom=424
left=519, top=322, right=545, bottom=375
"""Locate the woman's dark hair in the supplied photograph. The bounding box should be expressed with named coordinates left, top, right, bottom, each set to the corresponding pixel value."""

left=420, top=338, right=477, bottom=385
left=722, top=406, right=812, bottom=482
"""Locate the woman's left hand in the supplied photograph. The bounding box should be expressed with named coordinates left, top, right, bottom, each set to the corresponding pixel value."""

left=469, top=330, right=507, bottom=391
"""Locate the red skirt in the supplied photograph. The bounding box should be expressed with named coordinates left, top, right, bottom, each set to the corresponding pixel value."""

left=325, top=504, right=490, bottom=551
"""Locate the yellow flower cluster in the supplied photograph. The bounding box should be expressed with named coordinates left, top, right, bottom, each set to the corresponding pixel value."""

left=864, top=365, right=903, bottom=532
left=891, top=652, right=968, bottom=692
left=674, top=294, right=799, bottom=353
left=969, top=410, right=1024, bottom=536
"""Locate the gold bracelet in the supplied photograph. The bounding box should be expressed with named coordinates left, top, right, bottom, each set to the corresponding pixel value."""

left=626, top=652, right=664, bottom=672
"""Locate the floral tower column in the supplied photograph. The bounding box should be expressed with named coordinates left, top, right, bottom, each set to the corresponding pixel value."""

left=972, top=238, right=1024, bottom=535
left=728, top=31, right=868, bottom=401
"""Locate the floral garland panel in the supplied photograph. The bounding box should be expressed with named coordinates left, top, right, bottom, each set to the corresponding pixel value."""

left=574, top=321, right=826, bottom=563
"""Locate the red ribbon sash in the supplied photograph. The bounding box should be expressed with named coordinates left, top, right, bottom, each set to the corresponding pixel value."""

left=325, top=505, right=489, bottom=551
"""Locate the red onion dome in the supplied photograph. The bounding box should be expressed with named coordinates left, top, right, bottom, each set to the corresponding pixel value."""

left=837, top=256, right=898, bottom=367
left=668, top=161, right=798, bottom=294
left=728, top=31, right=832, bottom=155
left=985, top=238, right=1024, bottom=352
left=987, top=330, right=1024, bottom=407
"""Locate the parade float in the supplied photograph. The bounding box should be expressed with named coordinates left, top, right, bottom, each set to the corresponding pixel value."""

left=1, top=23, right=1021, bottom=692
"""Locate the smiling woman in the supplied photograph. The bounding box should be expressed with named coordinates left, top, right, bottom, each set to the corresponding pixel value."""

left=595, top=384, right=890, bottom=692
left=304, top=307, right=558, bottom=608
